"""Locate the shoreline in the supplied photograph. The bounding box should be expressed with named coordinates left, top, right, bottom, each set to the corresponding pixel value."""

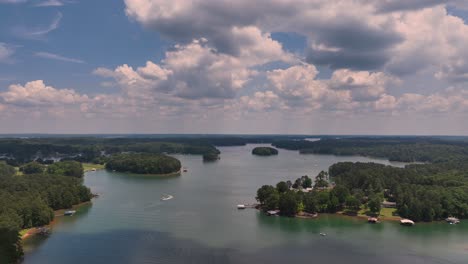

left=257, top=207, right=402, bottom=222
left=21, top=200, right=93, bottom=241
left=111, top=168, right=182, bottom=177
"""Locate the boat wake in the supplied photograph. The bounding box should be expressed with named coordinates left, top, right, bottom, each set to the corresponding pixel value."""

left=161, top=194, right=174, bottom=201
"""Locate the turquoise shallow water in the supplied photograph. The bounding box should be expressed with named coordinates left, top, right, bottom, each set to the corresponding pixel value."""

left=23, top=145, right=468, bottom=263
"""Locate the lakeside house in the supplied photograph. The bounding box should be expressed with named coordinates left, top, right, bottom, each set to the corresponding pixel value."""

left=381, top=201, right=396, bottom=208
left=446, top=217, right=460, bottom=224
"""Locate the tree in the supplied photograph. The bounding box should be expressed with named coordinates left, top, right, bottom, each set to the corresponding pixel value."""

left=331, top=185, right=349, bottom=204
left=316, top=191, right=330, bottom=212
left=0, top=162, right=15, bottom=178
left=276, top=181, right=289, bottom=193
left=345, top=195, right=361, bottom=212
left=0, top=214, right=23, bottom=264
left=314, top=171, right=329, bottom=188
left=47, top=161, right=84, bottom=178
left=304, top=193, right=318, bottom=213
left=278, top=191, right=298, bottom=216
left=368, top=195, right=382, bottom=215
left=20, top=162, right=45, bottom=174
left=327, top=193, right=340, bottom=213
left=264, top=191, right=280, bottom=211
left=256, top=185, right=277, bottom=205
left=302, top=176, right=312, bottom=189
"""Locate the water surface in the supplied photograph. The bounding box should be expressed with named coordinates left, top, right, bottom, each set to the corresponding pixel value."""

left=23, top=145, right=468, bottom=263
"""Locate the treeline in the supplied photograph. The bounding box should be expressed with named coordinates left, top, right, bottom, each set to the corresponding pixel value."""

left=0, top=135, right=318, bottom=165
left=0, top=138, right=222, bottom=165
left=273, top=137, right=468, bottom=162
left=105, top=154, right=181, bottom=174
left=329, top=162, right=468, bottom=221
left=0, top=162, right=92, bottom=263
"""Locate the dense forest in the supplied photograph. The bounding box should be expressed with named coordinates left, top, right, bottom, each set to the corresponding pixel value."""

left=105, top=154, right=181, bottom=174
left=252, top=147, right=279, bottom=156
left=273, top=137, right=468, bottom=162
left=0, top=161, right=92, bottom=263
left=0, top=138, right=222, bottom=164
left=329, top=162, right=468, bottom=221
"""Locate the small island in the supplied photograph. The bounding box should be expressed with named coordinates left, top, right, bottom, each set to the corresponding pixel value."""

left=252, top=147, right=279, bottom=156
left=203, top=151, right=220, bottom=162
left=105, top=153, right=181, bottom=175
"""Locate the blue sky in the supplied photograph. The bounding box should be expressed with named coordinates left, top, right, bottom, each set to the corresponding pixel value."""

left=1, top=0, right=468, bottom=135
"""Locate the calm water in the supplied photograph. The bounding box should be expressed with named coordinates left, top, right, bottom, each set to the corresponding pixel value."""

left=23, top=145, right=468, bottom=263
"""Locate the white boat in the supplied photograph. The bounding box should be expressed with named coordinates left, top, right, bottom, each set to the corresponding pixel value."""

left=320, top=233, right=326, bottom=236
left=400, top=219, right=415, bottom=226
left=237, top=204, right=246, bottom=209
left=64, top=210, right=76, bottom=216
left=161, top=194, right=173, bottom=201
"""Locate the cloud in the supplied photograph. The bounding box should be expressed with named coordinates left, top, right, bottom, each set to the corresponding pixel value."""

left=0, top=0, right=27, bottom=3
left=0, top=43, right=15, bottom=62
left=0, top=80, right=88, bottom=107
left=34, top=52, right=85, bottom=64
left=34, top=0, right=66, bottom=7
left=124, top=0, right=468, bottom=83
left=13, top=12, right=62, bottom=39
left=94, top=39, right=273, bottom=100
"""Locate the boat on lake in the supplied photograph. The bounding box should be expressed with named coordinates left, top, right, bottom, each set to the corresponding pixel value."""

left=64, top=210, right=76, bottom=216
left=237, top=204, right=246, bottom=209
left=320, top=233, right=327, bottom=236
left=368, top=217, right=379, bottom=223
left=161, top=194, right=174, bottom=201
left=400, top=219, right=415, bottom=226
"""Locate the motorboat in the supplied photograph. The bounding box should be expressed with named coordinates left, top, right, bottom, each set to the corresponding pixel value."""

left=161, top=194, right=174, bottom=201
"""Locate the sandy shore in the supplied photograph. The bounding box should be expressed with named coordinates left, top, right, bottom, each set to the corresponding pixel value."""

left=21, top=201, right=93, bottom=241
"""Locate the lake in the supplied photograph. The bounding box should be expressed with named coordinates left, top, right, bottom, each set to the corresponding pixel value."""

left=23, top=145, right=468, bottom=263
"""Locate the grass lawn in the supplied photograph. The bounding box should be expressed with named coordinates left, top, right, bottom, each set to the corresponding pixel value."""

left=14, top=167, right=23, bottom=176
left=19, top=228, right=31, bottom=237
left=357, top=206, right=398, bottom=219
left=82, top=163, right=106, bottom=172
left=379, top=207, right=397, bottom=218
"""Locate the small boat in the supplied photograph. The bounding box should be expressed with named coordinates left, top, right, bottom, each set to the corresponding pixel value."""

left=183, top=168, right=188, bottom=172
left=400, top=219, right=415, bottom=226
left=91, top=168, right=96, bottom=171
left=267, top=210, right=279, bottom=216
left=368, top=217, right=379, bottom=223
left=161, top=194, right=174, bottom=201
left=64, top=210, right=76, bottom=216
left=237, top=204, right=246, bottom=209
left=320, top=233, right=327, bottom=236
